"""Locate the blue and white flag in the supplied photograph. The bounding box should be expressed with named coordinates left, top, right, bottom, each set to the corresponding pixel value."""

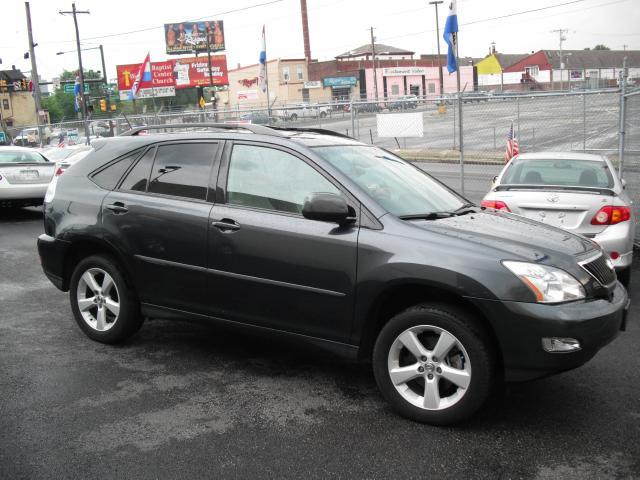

left=128, top=53, right=151, bottom=101
left=443, top=0, right=458, bottom=73
left=258, top=25, right=267, bottom=93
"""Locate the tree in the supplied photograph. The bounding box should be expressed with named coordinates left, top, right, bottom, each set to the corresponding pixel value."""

left=59, top=69, right=103, bottom=82
left=593, top=44, right=610, bottom=50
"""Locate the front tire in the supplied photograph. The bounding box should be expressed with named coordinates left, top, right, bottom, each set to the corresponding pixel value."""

left=373, top=303, right=495, bottom=425
left=617, top=268, right=631, bottom=289
left=69, top=254, right=143, bottom=343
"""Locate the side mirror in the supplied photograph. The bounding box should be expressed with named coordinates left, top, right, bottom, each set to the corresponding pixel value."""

left=492, top=175, right=498, bottom=184
left=302, top=193, right=355, bottom=224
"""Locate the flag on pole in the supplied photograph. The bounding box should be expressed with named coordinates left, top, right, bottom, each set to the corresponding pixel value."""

left=258, top=25, right=267, bottom=93
left=128, top=53, right=151, bottom=101
left=443, top=0, right=458, bottom=73
left=505, top=122, right=520, bottom=162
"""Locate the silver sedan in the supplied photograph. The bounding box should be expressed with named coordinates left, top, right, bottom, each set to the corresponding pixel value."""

left=0, top=146, right=55, bottom=208
left=482, top=152, right=635, bottom=287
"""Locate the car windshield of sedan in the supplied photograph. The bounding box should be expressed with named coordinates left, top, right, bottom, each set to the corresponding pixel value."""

left=0, top=150, right=48, bottom=164
left=500, top=158, right=614, bottom=188
left=313, top=145, right=465, bottom=217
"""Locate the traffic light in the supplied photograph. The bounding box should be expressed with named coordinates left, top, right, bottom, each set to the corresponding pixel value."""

left=100, top=99, right=107, bottom=112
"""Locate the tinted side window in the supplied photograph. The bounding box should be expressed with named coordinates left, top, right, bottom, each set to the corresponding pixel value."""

left=91, top=152, right=138, bottom=190
left=148, top=144, right=215, bottom=200
left=227, top=145, right=340, bottom=214
left=119, top=147, right=156, bottom=192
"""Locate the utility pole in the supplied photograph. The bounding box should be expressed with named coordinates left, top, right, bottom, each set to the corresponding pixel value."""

left=429, top=1, right=444, bottom=98
left=98, top=44, right=110, bottom=114
left=59, top=3, right=90, bottom=145
left=370, top=27, right=379, bottom=101
left=551, top=28, right=568, bottom=90
left=25, top=2, right=44, bottom=147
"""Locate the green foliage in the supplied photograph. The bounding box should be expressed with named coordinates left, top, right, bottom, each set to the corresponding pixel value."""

left=593, top=44, right=610, bottom=50
left=42, top=91, right=78, bottom=123
left=59, top=69, right=103, bottom=82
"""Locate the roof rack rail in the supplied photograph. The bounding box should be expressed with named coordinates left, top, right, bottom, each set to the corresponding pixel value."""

left=268, top=126, right=354, bottom=139
left=119, top=123, right=284, bottom=137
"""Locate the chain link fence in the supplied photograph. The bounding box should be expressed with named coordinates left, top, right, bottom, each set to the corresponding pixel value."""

left=3, top=88, right=638, bottom=244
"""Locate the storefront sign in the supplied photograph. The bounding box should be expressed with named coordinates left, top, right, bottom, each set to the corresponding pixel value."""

left=303, top=81, right=322, bottom=89
left=323, top=76, right=357, bottom=88
left=238, top=77, right=258, bottom=88
left=382, top=67, right=429, bottom=77
left=237, top=89, right=258, bottom=100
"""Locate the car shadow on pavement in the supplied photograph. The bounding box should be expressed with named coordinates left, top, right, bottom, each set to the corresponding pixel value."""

left=0, top=206, right=43, bottom=222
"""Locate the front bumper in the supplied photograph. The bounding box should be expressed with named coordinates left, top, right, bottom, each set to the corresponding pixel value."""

left=37, top=234, right=72, bottom=291
left=470, top=282, right=629, bottom=381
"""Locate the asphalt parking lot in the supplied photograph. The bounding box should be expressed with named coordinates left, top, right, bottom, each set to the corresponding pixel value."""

left=1, top=207, right=639, bottom=479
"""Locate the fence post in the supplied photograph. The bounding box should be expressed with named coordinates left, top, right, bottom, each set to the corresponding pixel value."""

left=458, top=93, right=465, bottom=196
left=618, top=58, right=628, bottom=178
left=516, top=96, right=520, bottom=138
left=582, top=93, right=587, bottom=151
left=350, top=99, right=355, bottom=139
left=453, top=99, right=456, bottom=150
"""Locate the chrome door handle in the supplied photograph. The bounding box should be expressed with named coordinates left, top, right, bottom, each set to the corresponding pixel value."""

left=105, top=203, right=128, bottom=214
left=212, top=219, right=240, bottom=232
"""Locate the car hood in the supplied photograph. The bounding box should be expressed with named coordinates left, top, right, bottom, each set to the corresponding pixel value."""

left=408, top=210, right=598, bottom=262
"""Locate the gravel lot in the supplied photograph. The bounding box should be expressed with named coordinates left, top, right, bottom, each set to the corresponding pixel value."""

left=1, top=207, right=638, bottom=480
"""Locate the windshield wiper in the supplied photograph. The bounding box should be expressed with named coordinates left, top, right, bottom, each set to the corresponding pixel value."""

left=451, top=203, right=478, bottom=215
left=399, top=212, right=455, bottom=220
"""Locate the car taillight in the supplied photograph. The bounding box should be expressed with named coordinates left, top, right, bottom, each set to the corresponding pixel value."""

left=481, top=200, right=511, bottom=212
left=590, top=206, right=631, bottom=225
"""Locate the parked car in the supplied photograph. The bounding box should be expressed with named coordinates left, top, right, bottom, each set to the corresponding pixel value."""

left=12, top=127, right=52, bottom=146
left=38, top=125, right=629, bottom=425
left=238, top=112, right=277, bottom=125
left=275, top=104, right=330, bottom=121
left=0, top=146, right=55, bottom=207
left=50, top=146, right=94, bottom=177
left=388, top=95, right=419, bottom=110
left=482, top=152, right=635, bottom=287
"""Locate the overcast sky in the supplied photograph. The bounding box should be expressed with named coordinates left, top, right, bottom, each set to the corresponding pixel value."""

left=2, top=0, right=639, bottom=82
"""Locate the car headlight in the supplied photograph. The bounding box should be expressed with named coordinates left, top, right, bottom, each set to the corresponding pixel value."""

left=503, top=261, right=585, bottom=303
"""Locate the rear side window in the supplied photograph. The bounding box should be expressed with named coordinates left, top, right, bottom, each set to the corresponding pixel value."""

left=119, top=147, right=156, bottom=192
left=147, top=143, right=216, bottom=200
left=91, top=152, right=138, bottom=190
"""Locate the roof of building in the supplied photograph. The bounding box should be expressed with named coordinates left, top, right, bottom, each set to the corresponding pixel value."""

left=494, top=53, right=530, bottom=69
left=336, top=44, right=415, bottom=59
left=0, top=69, right=26, bottom=82
left=543, top=49, right=640, bottom=69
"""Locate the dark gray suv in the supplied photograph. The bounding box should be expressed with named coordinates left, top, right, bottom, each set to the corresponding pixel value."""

left=38, top=124, right=629, bottom=425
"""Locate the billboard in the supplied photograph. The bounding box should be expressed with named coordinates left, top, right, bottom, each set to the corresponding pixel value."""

left=165, top=20, right=225, bottom=55
left=116, top=61, right=176, bottom=99
left=174, top=55, right=229, bottom=88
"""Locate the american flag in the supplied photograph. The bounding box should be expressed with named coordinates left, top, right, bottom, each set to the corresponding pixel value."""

left=505, top=123, right=519, bottom=162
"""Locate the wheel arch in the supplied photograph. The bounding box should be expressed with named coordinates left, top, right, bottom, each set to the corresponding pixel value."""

left=357, top=282, right=503, bottom=370
left=61, top=238, right=134, bottom=292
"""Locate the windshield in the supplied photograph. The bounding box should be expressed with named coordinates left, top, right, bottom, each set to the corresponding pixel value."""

left=313, top=145, right=465, bottom=217
left=501, top=158, right=614, bottom=188
left=0, top=150, right=48, bottom=164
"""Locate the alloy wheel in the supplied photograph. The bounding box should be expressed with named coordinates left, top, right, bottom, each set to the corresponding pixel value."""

left=76, top=267, right=120, bottom=332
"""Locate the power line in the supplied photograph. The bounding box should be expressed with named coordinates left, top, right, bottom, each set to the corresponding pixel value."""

left=78, top=0, right=284, bottom=42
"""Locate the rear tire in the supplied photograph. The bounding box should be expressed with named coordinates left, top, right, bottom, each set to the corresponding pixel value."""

left=373, top=303, right=496, bottom=425
left=69, top=254, right=143, bottom=343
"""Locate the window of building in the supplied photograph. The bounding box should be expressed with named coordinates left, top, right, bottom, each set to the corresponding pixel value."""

left=391, top=84, right=400, bottom=96
left=227, top=145, right=340, bottom=214
left=525, top=66, right=539, bottom=77
left=147, top=143, right=216, bottom=200
left=282, top=67, right=290, bottom=82
left=428, top=83, right=436, bottom=94
left=296, top=65, right=304, bottom=81
left=2, top=99, right=9, bottom=110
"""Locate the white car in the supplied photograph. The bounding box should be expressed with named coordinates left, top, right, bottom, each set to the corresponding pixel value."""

left=482, top=152, right=635, bottom=287
left=12, top=127, right=52, bottom=146
left=0, top=146, right=55, bottom=207
left=274, top=104, right=330, bottom=121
